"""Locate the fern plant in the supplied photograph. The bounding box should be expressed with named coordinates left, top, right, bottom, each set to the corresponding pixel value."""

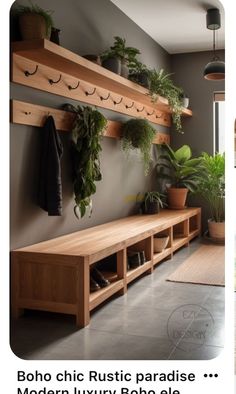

left=101, top=36, right=140, bottom=68
left=122, top=118, right=156, bottom=175
left=148, top=69, right=183, bottom=133
left=64, top=104, right=107, bottom=219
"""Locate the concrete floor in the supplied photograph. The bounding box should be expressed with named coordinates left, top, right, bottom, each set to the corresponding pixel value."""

left=10, top=239, right=225, bottom=360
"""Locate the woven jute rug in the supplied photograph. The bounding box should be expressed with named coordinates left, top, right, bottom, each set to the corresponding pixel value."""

left=167, top=244, right=225, bottom=286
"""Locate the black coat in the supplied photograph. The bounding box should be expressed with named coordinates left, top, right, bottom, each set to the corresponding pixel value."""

left=38, top=116, right=63, bottom=215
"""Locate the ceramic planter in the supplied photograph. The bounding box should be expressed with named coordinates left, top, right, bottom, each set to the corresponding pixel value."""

left=102, top=57, right=121, bottom=75
left=121, top=60, right=129, bottom=78
left=167, top=187, right=188, bottom=209
left=141, top=201, right=160, bottom=214
left=208, top=219, right=225, bottom=241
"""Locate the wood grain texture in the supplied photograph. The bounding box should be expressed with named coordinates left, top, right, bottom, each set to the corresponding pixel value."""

left=11, top=99, right=170, bottom=145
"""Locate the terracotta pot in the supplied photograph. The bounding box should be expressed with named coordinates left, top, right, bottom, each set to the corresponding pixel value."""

left=19, top=13, right=50, bottom=40
left=167, top=187, right=188, bottom=209
left=208, top=219, right=225, bottom=241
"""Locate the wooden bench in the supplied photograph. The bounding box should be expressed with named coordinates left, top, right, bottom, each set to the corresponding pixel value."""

left=11, top=208, right=201, bottom=327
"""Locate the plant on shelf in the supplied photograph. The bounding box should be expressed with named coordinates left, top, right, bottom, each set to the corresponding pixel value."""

left=121, top=118, right=156, bottom=175
left=101, top=36, right=140, bottom=78
left=148, top=69, right=184, bottom=132
left=128, top=60, right=150, bottom=88
left=63, top=104, right=107, bottom=219
left=196, top=152, right=225, bottom=242
left=156, top=144, right=202, bottom=209
left=139, top=191, right=166, bottom=214
left=15, top=1, right=54, bottom=40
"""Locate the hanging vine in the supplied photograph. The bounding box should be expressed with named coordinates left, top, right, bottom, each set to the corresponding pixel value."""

left=64, top=104, right=107, bottom=219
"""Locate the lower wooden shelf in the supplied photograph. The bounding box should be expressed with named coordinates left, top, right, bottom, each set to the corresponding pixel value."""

left=153, top=248, right=172, bottom=266
left=172, top=237, right=189, bottom=252
left=189, top=229, right=200, bottom=241
left=89, top=275, right=123, bottom=311
left=127, top=260, right=152, bottom=284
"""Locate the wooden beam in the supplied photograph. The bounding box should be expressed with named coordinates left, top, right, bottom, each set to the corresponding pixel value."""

left=11, top=100, right=170, bottom=145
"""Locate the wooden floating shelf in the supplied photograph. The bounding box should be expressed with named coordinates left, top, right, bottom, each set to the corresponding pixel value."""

left=11, top=100, right=171, bottom=145
left=11, top=39, right=192, bottom=127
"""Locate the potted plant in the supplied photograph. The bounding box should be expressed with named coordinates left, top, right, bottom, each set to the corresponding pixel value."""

left=196, top=152, right=225, bottom=241
left=156, top=144, right=201, bottom=209
left=139, top=191, right=166, bottom=214
left=180, top=92, right=190, bottom=108
left=63, top=104, right=107, bottom=219
left=129, top=61, right=150, bottom=88
left=15, top=2, right=54, bottom=40
left=101, top=36, right=140, bottom=78
left=121, top=118, right=156, bottom=175
left=148, top=68, right=184, bottom=132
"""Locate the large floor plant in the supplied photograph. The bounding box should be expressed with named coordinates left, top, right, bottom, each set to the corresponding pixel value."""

left=197, top=152, right=225, bottom=240
left=64, top=104, right=107, bottom=219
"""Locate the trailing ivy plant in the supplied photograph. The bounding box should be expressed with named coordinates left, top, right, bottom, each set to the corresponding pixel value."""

left=148, top=69, right=184, bottom=133
left=64, top=104, right=107, bottom=219
left=121, top=118, right=156, bottom=175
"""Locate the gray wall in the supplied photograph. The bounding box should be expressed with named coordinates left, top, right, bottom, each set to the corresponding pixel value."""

left=170, top=50, right=225, bottom=156
left=10, top=0, right=170, bottom=249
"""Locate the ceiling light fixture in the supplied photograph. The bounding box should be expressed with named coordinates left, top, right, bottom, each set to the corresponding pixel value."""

left=203, top=8, right=225, bottom=81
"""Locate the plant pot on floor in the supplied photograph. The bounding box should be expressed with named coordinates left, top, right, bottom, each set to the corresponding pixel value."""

left=154, top=236, right=169, bottom=253
left=19, top=13, right=51, bottom=40
left=102, top=57, right=121, bottom=75
left=208, top=219, right=225, bottom=242
left=167, top=187, right=188, bottom=209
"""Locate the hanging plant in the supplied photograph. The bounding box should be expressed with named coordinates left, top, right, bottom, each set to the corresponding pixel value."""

left=64, top=104, right=107, bottom=219
left=148, top=69, right=184, bottom=133
left=121, top=118, right=156, bottom=175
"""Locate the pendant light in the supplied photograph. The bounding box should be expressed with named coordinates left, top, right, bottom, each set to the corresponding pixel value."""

left=204, top=8, right=225, bottom=80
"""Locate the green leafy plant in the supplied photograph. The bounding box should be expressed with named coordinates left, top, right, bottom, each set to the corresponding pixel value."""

left=15, top=1, right=54, bottom=35
left=196, top=152, right=225, bottom=222
left=143, top=191, right=166, bottom=209
left=122, top=118, right=156, bottom=175
left=64, top=104, right=107, bottom=219
left=156, top=144, right=202, bottom=192
left=128, top=60, right=150, bottom=86
left=101, top=36, right=140, bottom=68
left=148, top=69, right=183, bottom=132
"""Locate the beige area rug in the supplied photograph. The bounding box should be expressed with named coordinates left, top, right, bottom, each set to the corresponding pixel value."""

left=167, top=244, right=225, bottom=286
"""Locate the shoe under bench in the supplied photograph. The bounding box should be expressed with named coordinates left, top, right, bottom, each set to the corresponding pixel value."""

left=11, top=207, right=201, bottom=328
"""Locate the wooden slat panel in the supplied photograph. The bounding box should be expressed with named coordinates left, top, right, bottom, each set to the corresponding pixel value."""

left=11, top=99, right=170, bottom=145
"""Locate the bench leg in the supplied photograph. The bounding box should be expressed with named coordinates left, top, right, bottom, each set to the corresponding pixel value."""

left=76, top=262, right=90, bottom=328
left=11, top=252, right=24, bottom=319
left=117, top=249, right=127, bottom=295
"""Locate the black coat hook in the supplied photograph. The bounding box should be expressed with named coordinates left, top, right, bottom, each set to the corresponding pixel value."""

left=100, top=92, right=110, bottom=101
left=156, top=113, right=162, bottom=119
left=126, top=101, right=134, bottom=109
left=24, top=111, right=31, bottom=115
left=137, top=106, right=145, bottom=113
left=24, top=65, right=38, bottom=77
left=68, top=81, right=80, bottom=90
left=85, top=87, right=96, bottom=96
left=113, top=97, right=123, bottom=105
left=146, top=109, right=155, bottom=116
left=49, top=74, right=62, bottom=85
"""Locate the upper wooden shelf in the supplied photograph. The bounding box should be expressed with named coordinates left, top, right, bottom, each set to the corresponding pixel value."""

left=11, top=39, right=192, bottom=118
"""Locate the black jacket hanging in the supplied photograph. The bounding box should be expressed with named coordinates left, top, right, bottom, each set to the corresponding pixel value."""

left=38, top=115, right=63, bottom=216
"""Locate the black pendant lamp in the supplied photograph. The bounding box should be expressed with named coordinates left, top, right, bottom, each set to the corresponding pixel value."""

left=204, top=8, right=225, bottom=80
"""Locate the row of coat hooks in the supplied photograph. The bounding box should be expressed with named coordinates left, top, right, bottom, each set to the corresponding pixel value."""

left=23, top=64, right=164, bottom=119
